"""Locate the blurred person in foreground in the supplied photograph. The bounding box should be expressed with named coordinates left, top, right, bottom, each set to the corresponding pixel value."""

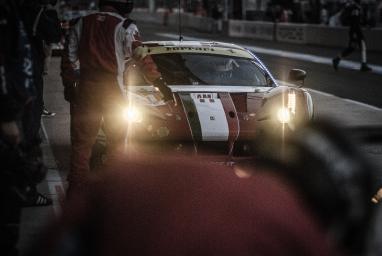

left=332, top=0, right=372, bottom=72
left=29, top=120, right=381, bottom=255
left=29, top=156, right=339, bottom=256
left=0, top=0, right=47, bottom=254
left=65, top=0, right=169, bottom=196
left=0, top=0, right=27, bottom=253
left=17, top=0, right=61, bottom=206
left=236, top=120, right=381, bottom=255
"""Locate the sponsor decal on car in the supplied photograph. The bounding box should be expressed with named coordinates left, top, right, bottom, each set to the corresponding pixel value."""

left=145, top=46, right=253, bottom=59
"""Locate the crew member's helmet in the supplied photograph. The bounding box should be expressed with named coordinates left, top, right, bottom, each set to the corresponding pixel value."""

left=99, top=0, right=134, bottom=15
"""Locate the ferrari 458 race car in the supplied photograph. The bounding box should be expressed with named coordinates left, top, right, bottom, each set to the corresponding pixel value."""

left=91, top=41, right=313, bottom=166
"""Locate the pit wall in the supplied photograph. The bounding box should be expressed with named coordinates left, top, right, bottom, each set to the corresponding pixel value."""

left=130, top=10, right=382, bottom=52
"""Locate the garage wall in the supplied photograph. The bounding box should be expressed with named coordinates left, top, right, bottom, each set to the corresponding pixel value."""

left=130, top=10, right=382, bottom=51
left=228, top=20, right=274, bottom=40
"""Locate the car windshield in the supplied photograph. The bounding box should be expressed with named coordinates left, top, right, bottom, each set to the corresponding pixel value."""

left=151, top=53, right=269, bottom=87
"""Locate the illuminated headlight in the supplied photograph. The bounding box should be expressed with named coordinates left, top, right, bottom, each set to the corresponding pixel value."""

left=277, top=107, right=291, bottom=124
left=123, top=107, right=142, bottom=123
left=287, top=91, right=296, bottom=114
left=276, top=91, right=296, bottom=124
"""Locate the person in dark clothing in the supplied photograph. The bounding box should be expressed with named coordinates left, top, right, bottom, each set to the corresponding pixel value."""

left=41, top=2, right=58, bottom=117
left=0, top=0, right=35, bottom=161
left=0, top=0, right=43, bottom=254
left=0, top=7, right=26, bottom=244
left=19, top=0, right=60, bottom=151
left=332, top=0, right=372, bottom=72
left=17, top=0, right=60, bottom=206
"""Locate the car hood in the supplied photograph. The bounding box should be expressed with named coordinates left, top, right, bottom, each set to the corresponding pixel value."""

left=127, top=85, right=271, bottom=107
left=168, top=85, right=272, bottom=93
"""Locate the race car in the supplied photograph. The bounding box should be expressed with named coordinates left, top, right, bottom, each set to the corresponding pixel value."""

left=91, top=41, right=313, bottom=166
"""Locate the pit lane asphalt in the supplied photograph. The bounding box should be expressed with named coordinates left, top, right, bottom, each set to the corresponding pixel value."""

left=18, top=23, right=382, bottom=255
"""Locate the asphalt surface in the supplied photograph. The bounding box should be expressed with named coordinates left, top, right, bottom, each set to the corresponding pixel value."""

left=18, top=22, right=382, bottom=255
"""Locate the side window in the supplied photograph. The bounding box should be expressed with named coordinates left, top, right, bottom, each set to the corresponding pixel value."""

left=124, top=62, right=149, bottom=86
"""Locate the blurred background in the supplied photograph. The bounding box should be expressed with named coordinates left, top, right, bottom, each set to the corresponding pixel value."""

left=58, top=0, right=382, bottom=26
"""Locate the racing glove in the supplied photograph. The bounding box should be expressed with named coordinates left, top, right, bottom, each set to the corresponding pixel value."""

left=152, top=77, right=173, bottom=103
left=133, top=47, right=173, bottom=102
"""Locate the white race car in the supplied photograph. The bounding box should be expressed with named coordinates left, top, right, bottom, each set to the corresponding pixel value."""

left=91, top=41, right=313, bottom=165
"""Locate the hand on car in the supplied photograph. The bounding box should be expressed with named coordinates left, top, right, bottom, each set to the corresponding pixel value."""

left=152, top=77, right=173, bottom=102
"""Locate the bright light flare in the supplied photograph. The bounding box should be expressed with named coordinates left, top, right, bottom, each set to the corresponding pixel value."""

left=277, top=107, right=291, bottom=124
left=123, top=106, right=142, bottom=123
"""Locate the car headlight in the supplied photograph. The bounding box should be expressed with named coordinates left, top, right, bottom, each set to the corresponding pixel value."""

left=123, top=106, right=142, bottom=123
left=276, top=91, right=296, bottom=124
left=277, top=107, right=291, bottom=124
left=287, top=91, right=296, bottom=114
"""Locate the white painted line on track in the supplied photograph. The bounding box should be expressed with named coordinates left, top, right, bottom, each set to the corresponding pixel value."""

left=276, top=79, right=382, bottom=111
left=41, top=121, right=65, bottom=216
left=343, top=99, right=382, bottom=111
left=41, top=120, right=51, bottom=144
left=307, top=89, right=335, bottom=98
left=155, top=33, right=382, bottom=75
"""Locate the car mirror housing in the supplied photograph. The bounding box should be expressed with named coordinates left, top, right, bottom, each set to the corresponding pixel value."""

left=288, top=69, right=307, bottom=87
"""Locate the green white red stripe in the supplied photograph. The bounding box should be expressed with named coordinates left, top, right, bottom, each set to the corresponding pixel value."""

left=179, top=93, right=202, bottom=142
left=179, top=92, right=240, bottom=144
left=219, top=92, right=240, bottom=154
left=190, top=93, right=229, bottom=141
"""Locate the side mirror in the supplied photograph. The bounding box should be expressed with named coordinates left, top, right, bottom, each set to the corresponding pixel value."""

left=288, top=69, right=307, bottom=87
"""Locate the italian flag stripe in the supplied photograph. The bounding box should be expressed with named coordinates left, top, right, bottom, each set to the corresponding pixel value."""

left=219, top=92, right=240, bottom=155
left=190, top=93, right=229, bottom=141
left=179, top=93, right=203, bottom=142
